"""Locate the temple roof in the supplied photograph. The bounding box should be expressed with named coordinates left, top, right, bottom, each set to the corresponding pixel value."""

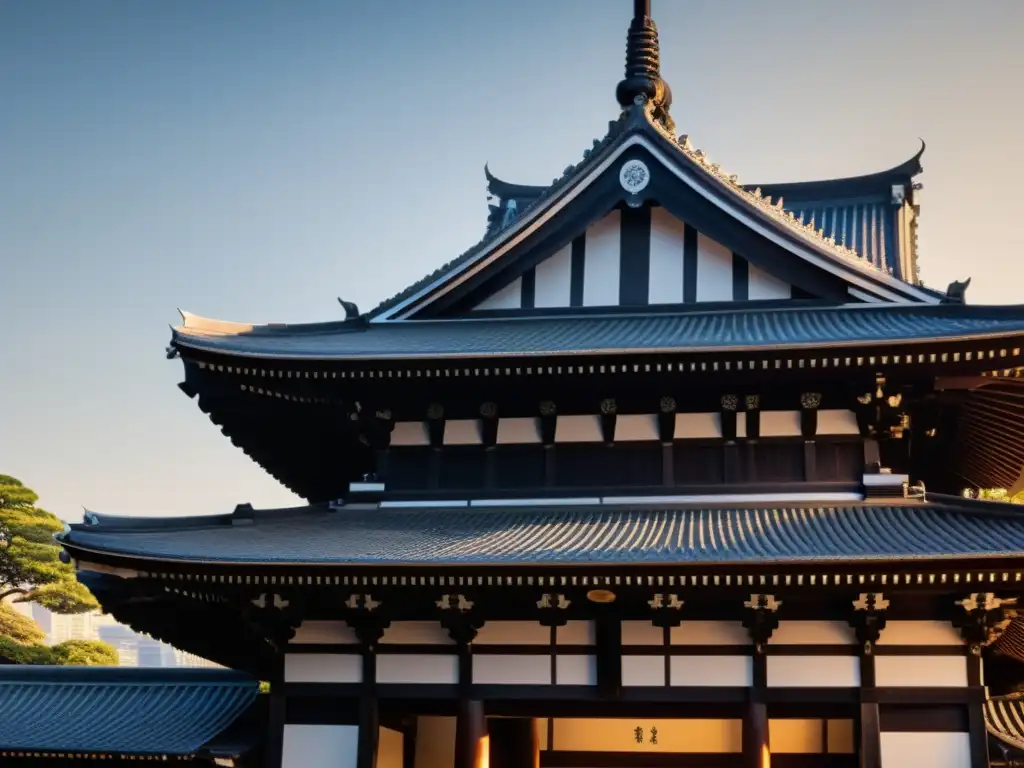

left=0, top=667, right=259, bottom=757
left=60, top=496, right=1024, bottom=568
left=171, top=303, right=1024, bottom=362
left=986, top=695, right=1024, bottom=753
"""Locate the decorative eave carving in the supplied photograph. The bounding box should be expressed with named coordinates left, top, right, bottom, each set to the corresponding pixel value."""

left=850, top=592, right=890, bottom=653
left=743, top=593, right=782, bottom=652
left=955, top=592, right=1019, bottom=650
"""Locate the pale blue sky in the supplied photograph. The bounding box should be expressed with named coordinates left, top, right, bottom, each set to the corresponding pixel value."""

left=2, top=0, right=1022, bottom=520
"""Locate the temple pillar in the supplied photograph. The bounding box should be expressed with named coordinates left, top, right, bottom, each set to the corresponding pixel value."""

left=742, top=595, right=779, bottom=768
left=743, top=700, right=770, bottom=768
left=455, top=699, right=488, bottom=768
left=489, top=718, right=539, bottom=768
left=850, top=593, right=886, bottom=768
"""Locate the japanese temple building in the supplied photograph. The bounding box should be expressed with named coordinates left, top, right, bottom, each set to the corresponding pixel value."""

left=53, top=1, right=1024, bottom=767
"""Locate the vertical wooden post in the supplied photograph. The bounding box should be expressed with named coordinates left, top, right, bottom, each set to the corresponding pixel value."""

left=263, top=676, right=286, bottom=768
left=353, top=620, right=388, bottom=768
left=743, top=700, right=770, bottom=768
left=850, top=592, right=887, bottom=768
left=455, top=698, right=488, bottom=768
left=742, top=594, right=779, bottom=768
left=489, top=718, right=539, bottom=768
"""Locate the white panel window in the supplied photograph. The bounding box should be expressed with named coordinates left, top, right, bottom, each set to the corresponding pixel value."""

left=880, top=732, right=971, bottom=768
left=535, top=243, right=573, bottom=308
left=670, top=656, right=752, bottom=687
left=283, top=725, right=358, bottom=768
left=376, top=654, right=460, bottom=685
left=875, top=656, right=968, bottom=687
left=622, top=621, right=665, bottom=645
left=648, top=207, right=685, bottom=304
left=556, top=655, right=597, bottom=685
left=623, top=655, right=666, bottom=686
left=878, top=621, right=964, bottom=646
left=496, top=417, right=541, bottom=445
left=474, top=655, right=551, bottom=685
left=769, top=621, right=856, bottom=645
left=748, top=263, right=791, bottom=300
left=767, top=656, right=860, bottom=688
left=391, top=422, right=429, bottom=447
left=696, top=232, right=733, bottom=302
left=291, top=621, right=357, bottom=645
left=674, top=413, right=722, bottom=439
left=554, top=415, right=603, bottom=443
left=671, top=621, right=749, bottom=646
left=583, top=210, right=621, bottom=306
left=382, top=622, right=454, bottom=645
left=759, top=411, right=802, bottom=437
left=284, top=654, right=362, bottom=684
left=475, top=621, right=551, bottom=645
left=443, top=419, right=481, bottom=446
left=474, top=277, right=522, bottom=310
left=614, top=414, right=659, bottom=442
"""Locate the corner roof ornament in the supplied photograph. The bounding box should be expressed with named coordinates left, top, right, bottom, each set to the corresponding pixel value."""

left=615, top=0, right=674, bottom=135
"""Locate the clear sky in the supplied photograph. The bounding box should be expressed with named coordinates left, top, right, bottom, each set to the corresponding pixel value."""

left=2, top=0, right=1022, bottom=521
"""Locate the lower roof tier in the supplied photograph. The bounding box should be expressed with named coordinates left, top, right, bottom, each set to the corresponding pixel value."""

left=0, top=667, right=258, bottom=757
left=173, top=303, right=1024, bottom=361
left=60, top=495, right=1024, bottom=568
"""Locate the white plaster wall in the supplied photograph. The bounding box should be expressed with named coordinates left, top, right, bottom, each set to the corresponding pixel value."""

left=474, top=276, right=522, bottom=310
left=535, top=243, right=573, bottom=308
left=874, top=656, right=968, bottom=687
left=291, top=621, right=357, bottom=645
left=648, top=207, right=685, bottom=304
left=554, top=415, right=603, bottom=443
left=382, top=622, right=453, bottom=645
left=622, top=621, right=664, bottom=645
left=817, top=409, right=859, bottom=435
left=670, top=656, right=752, bottom=687
left=557, top=621, right=596, bottom=645
left=673, top=413, right=722, bottom=440
left=391, top=422, right=430, bottom=447
left=769, top=621, right=856, bottom=645
left=759, top=411, right=802, bottom=437
left=495, top=417, right=541, bottom=445
left=443, top=419, right=481, bottom=446
left=614, top=414, right=659, bottom=442
left=474, top=655, right=551, bottom=685
left=623, top=655, right=666, bottom=686
left=376, top=655, right=460, bottom=685
left=474, top=621, right=551, bottom=645
left=749, top=263, right=791, bottom=300
left=284, top=653, right=361, bottom=684
left=695, top=233, right=733, bottom=302
left=556, top=655, right=597, bottom=685
left=582, top=211, right=621, bottom=306
left=671, top=621, right=748, bottom=645
left=766, top=656, right=860, bottom=688
left=880, top=732, right=971, bottom=768
left=283, top=725, right=358, bottom=768
left=379, top=727, right=404, bottom=768
left=878, top=621, right=963, bottom=646
left=414, top=716, right=456, bottom=768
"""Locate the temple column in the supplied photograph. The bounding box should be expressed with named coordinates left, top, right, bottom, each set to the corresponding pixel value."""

left=488, top=718, right=539, bottom=768
left=263, top=659, right=286, bottom=768
left=439, top=593, right=486, bottom=768
left=742, top=594, right=780, bottom=768
left=850, top=593, right=886, bottom=768
left=350, top=613, right=389, bottom=768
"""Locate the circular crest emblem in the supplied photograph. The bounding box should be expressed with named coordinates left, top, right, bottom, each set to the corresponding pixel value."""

left=619, top=159, right=650, bottom=194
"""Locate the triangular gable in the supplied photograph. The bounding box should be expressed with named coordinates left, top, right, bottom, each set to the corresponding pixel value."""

left=371, top=104, right=939, bottom=321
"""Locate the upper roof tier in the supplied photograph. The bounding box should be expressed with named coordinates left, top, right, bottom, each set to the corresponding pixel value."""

left=171, top=303, right=1024, bottom=362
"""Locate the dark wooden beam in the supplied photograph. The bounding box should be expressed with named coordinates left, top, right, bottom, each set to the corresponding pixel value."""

left=489, top=717, right=539, bottom=768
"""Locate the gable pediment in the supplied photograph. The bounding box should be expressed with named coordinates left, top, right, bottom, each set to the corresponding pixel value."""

left=373, top=114, right=938, bottom=321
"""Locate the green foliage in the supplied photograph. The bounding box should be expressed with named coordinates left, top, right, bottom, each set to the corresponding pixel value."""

left=51, top=639, right=120, bottom=666
left=0, top=474, right=98, bottom=612
left=0, top=603, right=46, bottom=644
left=0, top=475, right=116, bottom=666
left=977, top=488, right=1024, bottom=504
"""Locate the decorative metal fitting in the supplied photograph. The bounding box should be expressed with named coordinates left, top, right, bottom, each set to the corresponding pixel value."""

left=436, top=594, right=474, bottom=613
left=600, top=398, right=618, bottom=415
left=426, top=403, right=444, bottom=420
left=720, top=394, right=739, bottom=412
left=537, top=593, right=571, bottom=610
left=659, top=396, right=676, bottom=413
left=375, top=408, right=392, bottom=421
left=648, top=593, right=684, bottom=610
left=344, top=594, right=381, bottom=612
left=800, top=392, right=822, bottom=410
left=744, top=394, right=760, bottom=411
left=479, top=402, right=498, bottom=419
left=539, top=400, right=557, bottom=417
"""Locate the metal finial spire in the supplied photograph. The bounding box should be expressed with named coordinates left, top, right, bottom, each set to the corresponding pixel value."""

left=616, top=0, right=674, bottom=133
